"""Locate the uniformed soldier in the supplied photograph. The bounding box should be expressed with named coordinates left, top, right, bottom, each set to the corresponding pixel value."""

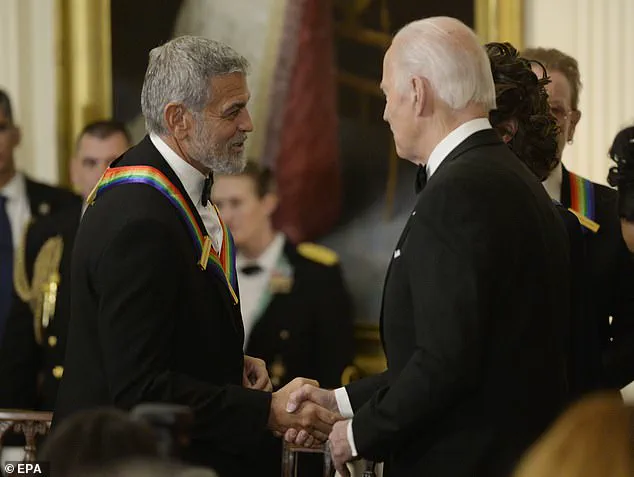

left=213, top=161, right=354, bottom=476
left=0, top=90, right=80, bottom=342
left=212, top=161, right=355, bottom=391
left=0, top=120, right=131, bottom=410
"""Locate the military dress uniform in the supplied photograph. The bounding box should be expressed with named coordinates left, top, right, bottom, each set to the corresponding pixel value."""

left=0, top=201, right=82, bottom=410
left=0, top=174, right=80, bottom=341
left=239, top=235, right=354, bottom=477
left=241, top=236, right=355, bottom=390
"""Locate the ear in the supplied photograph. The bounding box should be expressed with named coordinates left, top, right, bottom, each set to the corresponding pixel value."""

left=568, top=109, right=582, bottom=141
left=498, top=118, right=519, bottom=143
left=164, top=103, right=192, bottom=140
left=412, top=76, right=426, bottom=116
left=261, top=192, right=279, bottom=217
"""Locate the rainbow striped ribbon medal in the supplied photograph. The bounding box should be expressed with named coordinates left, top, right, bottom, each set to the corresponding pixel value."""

left=567, top=170, right=600, bottom=233
left=89, top=165, right=239, bottom=303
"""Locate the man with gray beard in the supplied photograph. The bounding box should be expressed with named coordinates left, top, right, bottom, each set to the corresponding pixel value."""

left=53, top=36, right=339, bottom=477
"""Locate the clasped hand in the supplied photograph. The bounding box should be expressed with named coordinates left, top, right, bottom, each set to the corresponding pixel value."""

left=267, top=378, right=342, bottom=446
left=282, top=382, right=354, bottom=476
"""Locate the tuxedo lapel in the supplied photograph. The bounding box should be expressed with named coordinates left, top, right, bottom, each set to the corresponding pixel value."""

left=560, top=165, right=572, bottom=209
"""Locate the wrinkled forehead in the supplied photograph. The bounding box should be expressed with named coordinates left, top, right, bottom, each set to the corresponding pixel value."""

left=533, top=66, right=572, bottom=106
left=209, top=73, right=251, bottom=104
left=76, top=133, right=129, bottom=159
left=381, top=46, right=397, bottom=86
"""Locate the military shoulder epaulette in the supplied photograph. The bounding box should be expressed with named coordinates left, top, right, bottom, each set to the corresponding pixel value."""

left=297, top=242, right=339, bottom=266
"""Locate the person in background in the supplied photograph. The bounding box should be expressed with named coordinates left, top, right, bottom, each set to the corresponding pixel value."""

left=39, top=408, right=161, bottom=477
left=0, top=120, right=131, bottom=411
left=523, top=47, right=634, bottom=389
left=512, top=392, right=634, bottom=477
left=212, top=161, right=354, bottom=390
left=486, top=42, right=602, bottom=398
left=213, top=161, right=354, bottom=477
left=0, top=90, right=80, bottom=342
left=608, top=125, right=634, bottom=253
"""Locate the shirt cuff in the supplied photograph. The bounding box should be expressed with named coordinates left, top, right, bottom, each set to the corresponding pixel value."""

left=334, top=387, right=354, bottom=418
left=347, top=420, right=358, bottom=458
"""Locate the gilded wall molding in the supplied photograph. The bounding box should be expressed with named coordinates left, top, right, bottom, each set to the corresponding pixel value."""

left=475, top=0, right=524, bottom=49
left=55, top=0, right=112, bottom=186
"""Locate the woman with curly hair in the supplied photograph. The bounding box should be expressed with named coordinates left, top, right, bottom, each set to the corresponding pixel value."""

left=486, top=42, right=603, bottom=398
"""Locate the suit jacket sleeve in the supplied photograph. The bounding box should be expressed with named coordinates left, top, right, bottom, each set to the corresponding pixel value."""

left=0, top=222, right=47, bottom=409
left=0, top=295, right=39, bottom=409
left=345, top=371, right=389, bottom=411
left=603, top=240, right=634, bottom=388
left=95, top=219, right=271, bottom=453
left=351, top=189, right=487, bottom=459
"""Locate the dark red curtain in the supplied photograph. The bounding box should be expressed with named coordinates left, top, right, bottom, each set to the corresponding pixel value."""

left=272, top=0, right=341, bottom=243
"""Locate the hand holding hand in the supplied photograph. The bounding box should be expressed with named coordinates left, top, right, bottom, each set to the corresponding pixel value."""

left=243, top=355, right=272, bottom=392
left=268, top=378, right=340, bottom=443
left=284, top=383, right=339, bottom=447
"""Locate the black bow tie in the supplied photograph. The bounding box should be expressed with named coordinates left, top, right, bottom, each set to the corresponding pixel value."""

left=241, top=264, right=263, bottom=276
left=201, top=174, right=213, bottom=207
left=415, top=165, right=428, bottom=194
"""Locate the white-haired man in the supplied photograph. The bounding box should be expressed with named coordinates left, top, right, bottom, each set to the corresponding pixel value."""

left=286, top=17, right=570, bottom=477
left=53, top=36, right=338, bottom=476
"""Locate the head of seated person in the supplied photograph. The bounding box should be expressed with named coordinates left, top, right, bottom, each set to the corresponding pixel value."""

left=39, top=408, right=160, bottom=477
left=512, top=392, right=634, bottom=477
left=486, top=42, right=559, bottom=181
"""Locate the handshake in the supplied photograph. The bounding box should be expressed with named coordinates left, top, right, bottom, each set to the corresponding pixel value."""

left=243, top=357, right=355, bottom=475
left=267, top=377, right=343, bottom=448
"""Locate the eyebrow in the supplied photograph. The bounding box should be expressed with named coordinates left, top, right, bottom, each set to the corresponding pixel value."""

left=224, top=101, right=247, bottom=114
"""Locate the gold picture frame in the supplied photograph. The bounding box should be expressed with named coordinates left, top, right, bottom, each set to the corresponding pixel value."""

left=55, top=0, right=112, bottom=187
left=475, top=0, right=523, bottom=49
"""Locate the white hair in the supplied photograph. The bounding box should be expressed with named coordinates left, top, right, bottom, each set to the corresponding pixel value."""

left=392, top=17, right=496, bottom=111
left=141, top=36, right=249, bottom=135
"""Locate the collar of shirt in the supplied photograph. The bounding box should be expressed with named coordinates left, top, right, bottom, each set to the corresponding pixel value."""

left=237, top=232, right=285, bottom=274
left=426, top=117, right=493, bottom=179
left=542, top=161, right=563, bottom=203
left=0, top=171, right=26, bottom=202
left=149, top=133, right=206, bottom=207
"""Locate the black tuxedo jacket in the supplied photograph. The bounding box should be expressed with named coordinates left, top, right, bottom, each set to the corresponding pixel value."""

left=560, top=165, right=634, bottom=388
left=345, top=129, right=570, bottom=477
left=24, top=177, right=80, bottom=220
left=0, top=202, right=81, bottom=410
left=555, top=205, right=602, bottom=398
left=53, top=136, right=271, bottom=476
left=245, top=239, right=354, bottom=390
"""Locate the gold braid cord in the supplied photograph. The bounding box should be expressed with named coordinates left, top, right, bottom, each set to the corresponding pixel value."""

left=13, top=221, right=34, bottom=303
left=13, top=234, right=64, bottom=345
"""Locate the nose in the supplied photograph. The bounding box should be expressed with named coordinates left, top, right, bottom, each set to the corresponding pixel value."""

left=240, top=109, right=254, bottom=133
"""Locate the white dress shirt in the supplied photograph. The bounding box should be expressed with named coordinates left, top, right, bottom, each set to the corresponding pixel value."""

left=335, top=116, right=494, bottom=457
left=542, top=161, right=563, bottom=203
left=236, top=232, right=285, bottom=348
left=0, top=172, right=31, bottom=249
left=149, top=133, right=223, bottom=253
